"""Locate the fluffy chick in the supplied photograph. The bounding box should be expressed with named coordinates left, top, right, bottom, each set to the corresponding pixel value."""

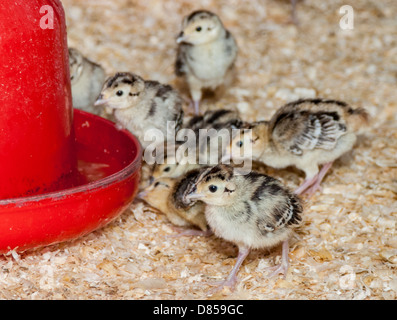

left=68, top=48, right=106, bottom=115
left=151, top=109, right=242, bottom=181
left=185, top=164, right=303, bottom=290
left=224, top=98, right=369, bottom=196
left=139, top=170, right=209, bottom=234
left=182, top=109, right=243, bottom=164
left=183, top=108, right=242, bottom=133
left=95, top=72, right=184, bottom=149
left=150, top=157, right=202, bottom=182
left=148, top=140, right=201, bottom=182
left=175, top=10, right=238, bottom=114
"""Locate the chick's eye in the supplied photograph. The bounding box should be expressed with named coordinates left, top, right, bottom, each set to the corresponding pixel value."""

left=163, top=167, right=171, bottom=172
left=196, top=26, right=202, bottom=32
left=116, top=90, right=123, bottom=96
left=208, top=185, right=218, bottom=193
left=236, top=141, right=243, bottom=148
left=154, top=181, right=160, bottom=187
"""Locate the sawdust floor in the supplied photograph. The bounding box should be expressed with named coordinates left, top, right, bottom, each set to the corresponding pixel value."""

left=1, top=0, right=396, bottom=300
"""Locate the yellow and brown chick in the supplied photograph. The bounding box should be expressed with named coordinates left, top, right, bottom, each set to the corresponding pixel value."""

left=150, top=156, right=202, bottom=182
left=95, top=72, right=184, bottom=148
left=175, top=10, right=238, bottom=114
left=224, top=98, right=369, bottom=196
left=139, top=169, right=209, bottom=235
left=68, top=48, right=106, bottom=115
left=148, top=139, right=201, bottom=182
left=185, top=164, right=303, bottom=290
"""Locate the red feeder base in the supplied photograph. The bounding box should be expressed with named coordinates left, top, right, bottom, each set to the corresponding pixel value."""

left=0, top=110, right=142, bottom=254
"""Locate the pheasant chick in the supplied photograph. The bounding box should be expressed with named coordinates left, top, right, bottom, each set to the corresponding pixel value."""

left=139, top=170, right=209, bottom=234
left=181, top=109, right=243, bottom=165
left=69, top=48, right=106, bottom=115
left=182, top=109, right=242, bottom=133
left=186, top=164, right=303, bottom=290
left=95, top=72, right=184, bottom=149
left=151, top=109, right=242, bottom=180
left=224, top=98, right=369, bottom=196
left=150, top=157, right=202, bottom=182
left=175, top=10, right=238, bottom=114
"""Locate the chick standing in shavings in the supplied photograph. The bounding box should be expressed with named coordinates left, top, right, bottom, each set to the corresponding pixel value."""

left=185, top=164, right=303, bottom=291
left=224, top=98, right=369, bottom=197
left=95, top=72, right=184, bottom=149
left=175, top=10, right=238, bottom=115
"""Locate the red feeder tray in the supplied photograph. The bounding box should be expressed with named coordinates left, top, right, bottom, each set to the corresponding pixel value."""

left=0, top=110, right=142, bottom=254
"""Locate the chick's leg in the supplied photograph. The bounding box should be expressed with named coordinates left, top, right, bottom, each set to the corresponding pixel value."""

left=210, top=246, right=250, bottom=292
left=304, top=161, right=333, bottom=197
left=189, top=82, right=202, bottom=115
left=295, top=164, right=320, bottom=195
left=265, top=240, right=290, bottom=279
left=193, top=100, right=200, bottom=115
left=187, top=98, right=201, bottom=115
left=294, top=174, right=318, bottom=195
left=225, top=246, right=250, bottom=286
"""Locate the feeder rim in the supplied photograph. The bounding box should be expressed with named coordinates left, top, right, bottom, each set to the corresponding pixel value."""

left=0, top=110, right=142, bottom=206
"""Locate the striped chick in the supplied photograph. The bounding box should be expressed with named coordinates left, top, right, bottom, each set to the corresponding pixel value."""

left=224, top=98, right=369, bottom=196
left=185, top=164, right=303, bottom=291
left=95, top=72, right=184, bottom=149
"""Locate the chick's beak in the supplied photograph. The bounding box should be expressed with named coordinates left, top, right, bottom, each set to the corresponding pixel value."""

left=137, top=190, right=147, bottom=199
left=94, top=99, right=107, bottom=106
left=94, top=94, right=107, bottom=106
left=176, top=31, right=186, bottom=44
left=185, top=192, right=205, bottom=201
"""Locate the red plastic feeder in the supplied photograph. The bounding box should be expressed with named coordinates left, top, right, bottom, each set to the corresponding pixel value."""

left=0, top=1, right=142, bottom=253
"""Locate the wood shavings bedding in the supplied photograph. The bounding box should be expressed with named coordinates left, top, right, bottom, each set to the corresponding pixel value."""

left=0, top=0, right=396, bottom=300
